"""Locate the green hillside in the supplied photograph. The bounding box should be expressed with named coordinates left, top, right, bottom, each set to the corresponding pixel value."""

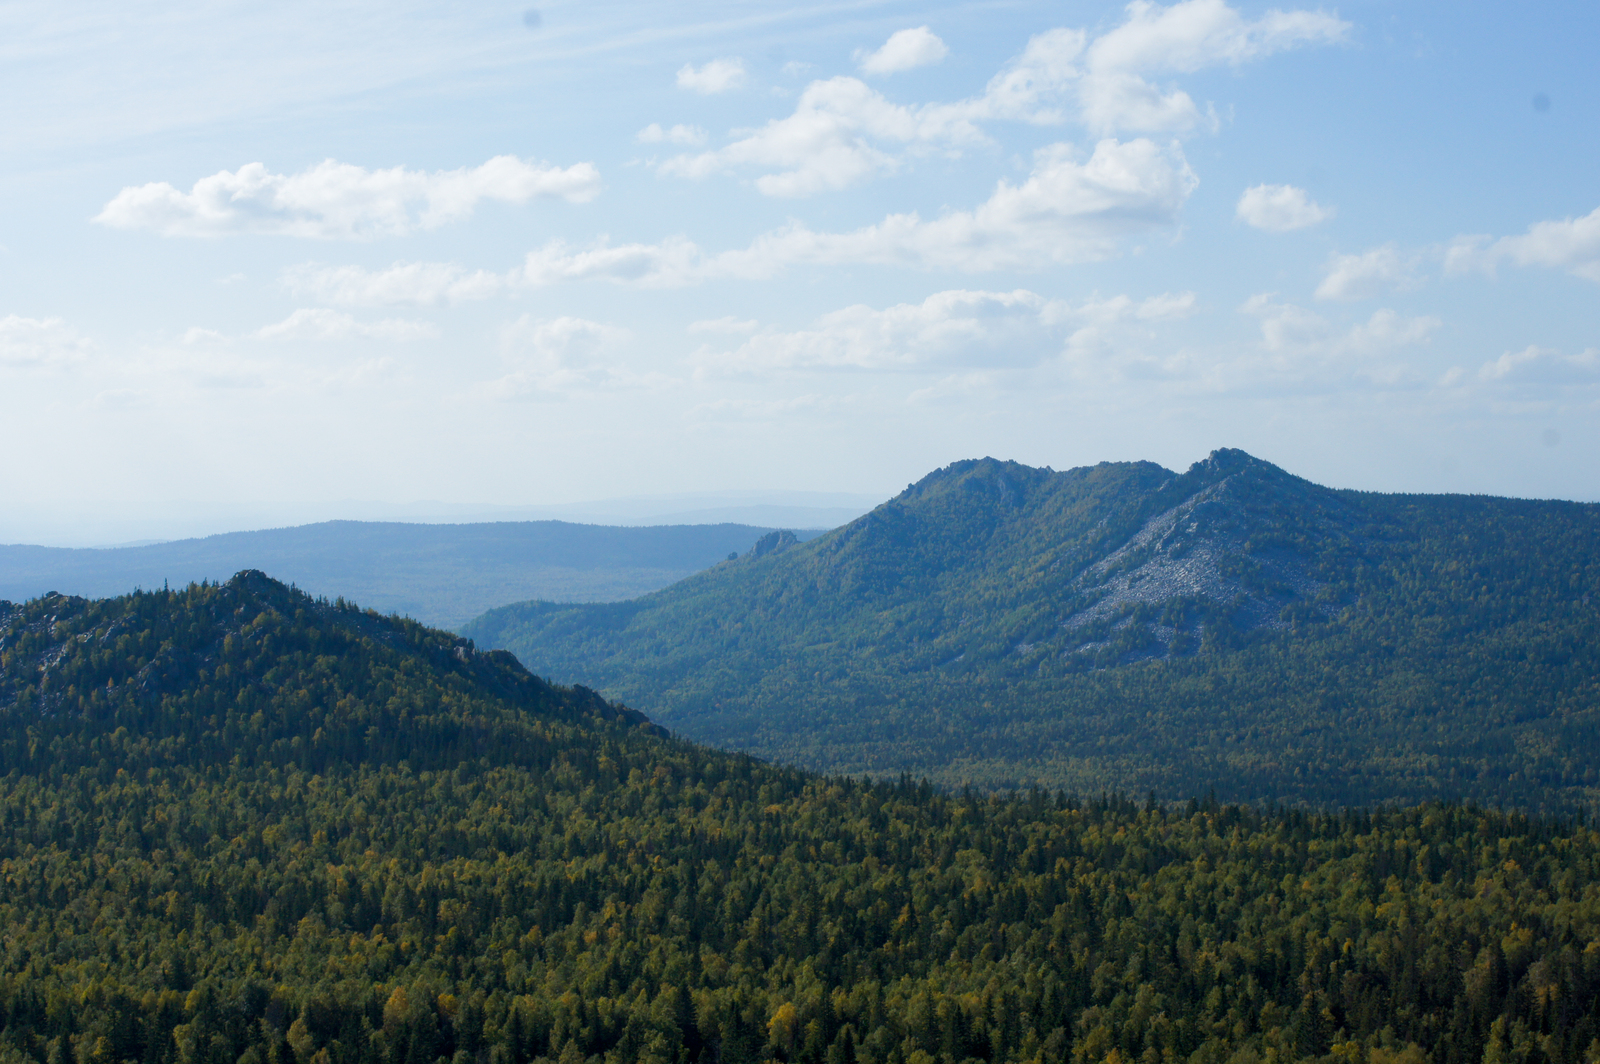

left=462, top=450, right=1600, bottom=808
left=7, top=575, right=1600, bottom=1064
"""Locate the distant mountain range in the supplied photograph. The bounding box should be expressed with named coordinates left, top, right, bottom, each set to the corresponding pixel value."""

left=0, top=520, right=818, bottom=628
left=0, top=490, right=881, bottom=548
left=464, top=449, right=1600, bottom=808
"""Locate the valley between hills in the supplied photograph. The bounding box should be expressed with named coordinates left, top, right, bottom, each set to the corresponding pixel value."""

left=2, top=450, right=1599, bottom=1064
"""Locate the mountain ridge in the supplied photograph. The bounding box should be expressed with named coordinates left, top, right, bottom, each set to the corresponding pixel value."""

left=463, top=449, right=1600, bottom=807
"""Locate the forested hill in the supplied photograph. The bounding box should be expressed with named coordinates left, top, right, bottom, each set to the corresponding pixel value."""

left=10, top=576, right=1600, bottom=1064
left=463, top=449, right=1600, bottom=809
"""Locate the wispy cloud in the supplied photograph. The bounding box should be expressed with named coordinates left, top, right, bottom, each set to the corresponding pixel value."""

left=1242, top=294, right=1439, bottom=360
left=96, top=155, right=601, bottom=239
left=488, top=315, right=656, bottom=400
left=1316, top=245, right=1425, bottom=301
left=693, top=288, right=1195, bottom=374
left=283, top=261, right=504, bottom=307
left=0, top=315, right=94, bottom=367
left=636, top=123, right=709, bottom=146
left=1476, top=345, right=1600, bottom=385
left=254, top=309, right=438, bottom=341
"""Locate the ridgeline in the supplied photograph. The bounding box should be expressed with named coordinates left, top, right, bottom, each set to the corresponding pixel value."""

left=463, top=450, right=1600, bottom=808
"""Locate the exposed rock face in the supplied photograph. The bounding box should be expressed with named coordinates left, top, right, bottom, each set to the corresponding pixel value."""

left=747, top=530, right=800, bottom=559
left=1052, top=450, right=1363, bottom=662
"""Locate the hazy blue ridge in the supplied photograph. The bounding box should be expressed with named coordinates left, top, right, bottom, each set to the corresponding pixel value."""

left=0, top=520, right=821, bottom=629
left=462, top=449, right=1600, bottom=809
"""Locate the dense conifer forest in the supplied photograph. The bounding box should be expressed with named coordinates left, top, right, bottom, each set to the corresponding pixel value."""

left=5, top=574, right=1600, bottom=1064
left=464, top=450, right=1600, bottom=807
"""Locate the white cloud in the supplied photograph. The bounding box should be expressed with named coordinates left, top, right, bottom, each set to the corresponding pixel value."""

left=254, top=309, right=438, bottom=341
left=0, top=315, right=93, bottom=367
left=489, top=316, right=647, bottom=400
left=535, top=138, right=1196, bottom=283
left=657, top=76, right=962, bottom=197
left=1478, top=346, right=1600, bottom=385
left=656, top=31, right=1078, bottom=196
left=282, top=261, right=504, bottom=307
left=659, top=3, right=1344, bottom=197
left=95, top=155, right=602, bottom=239
left=1088, top=0, right=1349, bottom=73
left=858, top=27, right=949, bottom=75
left=676, top=58, right=746, bottom=94
left=1315, top=245, right=1424, bottom=301
left=636, top=123, right=709, bottom=146
left=1242, top=294, right=1440, bottom=357
left=1447, top=205, right=1600, bottom=283
left=1235, top=184, right=1332, bottom=231
left=1079, top=0, right=1348, bottom=134
left=694, top=287, right=1195, bottom=374
left=520, top=236, right=711, bottom=287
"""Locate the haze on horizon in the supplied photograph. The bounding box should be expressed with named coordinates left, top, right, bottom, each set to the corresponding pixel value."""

left=3, top=0, right=1597, bottom=547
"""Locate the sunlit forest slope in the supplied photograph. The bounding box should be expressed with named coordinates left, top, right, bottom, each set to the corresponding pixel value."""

left=6, top=574, right=1600, bottom=1064
left=463, top=450, right=1600, bottom=808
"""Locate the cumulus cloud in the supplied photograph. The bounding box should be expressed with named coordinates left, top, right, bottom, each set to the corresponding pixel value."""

left=254, top=309, right=438, bottom=341
left=1315, top=245, right=1425, bottom=301
left=858, top=27, right=949, bottom=75
left=693, top=287, right=1195, bottom=374
left=1477, top=345, right=1600, bottom=385
left=1236, top=183, right=1331, bottom=231
left=96, top=155, right=602, bottom=239
left=660, top=2, right=1343, bottom=197
left=1446, top=205, right=1600, bottom=283
left=533, top=138, right=1195, bottom=283
left=676, top=58, right=746, bottom=94
left=282, top=261, right=504, bottom=307
left=489, top=316, right=646, bottom=400
left=636, top=123, right=708, bottom=146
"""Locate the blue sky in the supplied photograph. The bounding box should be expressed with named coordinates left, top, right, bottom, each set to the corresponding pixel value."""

left=3, top=0, right=1598, bottom=544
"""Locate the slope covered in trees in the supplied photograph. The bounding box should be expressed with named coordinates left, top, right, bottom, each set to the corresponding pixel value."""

left=462, top=450, right=1600, bottom=808
left=6, top=574, right=1600, bottom=1064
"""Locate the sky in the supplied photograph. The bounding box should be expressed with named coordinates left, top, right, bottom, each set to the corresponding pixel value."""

left=3, top=0, right=1598, bottom=545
